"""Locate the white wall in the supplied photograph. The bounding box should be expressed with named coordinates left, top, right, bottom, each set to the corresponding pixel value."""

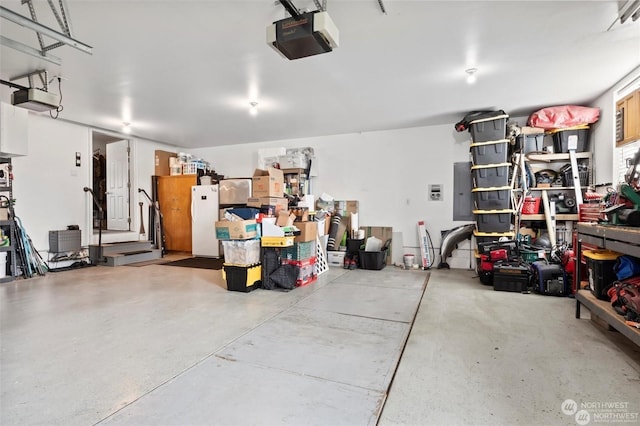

left=13, top=116, right=91, bottom=254
left=12, top=114, right=178, bottom=255
left=192, top=123, right=479, bottom=268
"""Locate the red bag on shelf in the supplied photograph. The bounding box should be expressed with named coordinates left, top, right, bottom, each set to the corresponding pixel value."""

left=527, top=105, right=600, bottom=129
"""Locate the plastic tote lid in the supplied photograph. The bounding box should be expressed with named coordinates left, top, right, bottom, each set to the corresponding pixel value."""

left=582, top=249, right=621, bottom=261
left=547, top=124, right=590, bottom=134
left=469, top=138, right=510, bottom=147
left=471, top=185, right=511, bottom=192
left=473, top=209, right=515, bottom=214
left=471, top=162, right=511, bottom=170
left=473, top=230, right=515, bottom=238
left=468, top=114, right=509, bottom=125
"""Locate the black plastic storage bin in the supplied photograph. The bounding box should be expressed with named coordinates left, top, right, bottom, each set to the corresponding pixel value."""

left=583, top=250, right=620, bottom=300
left=470, top=139, right=509, bottom=165
left=471, top=163, right=511, bottom=188
left=472, top=186, right=511, bottom=210
left=474, top=209, right=513, bottom=233
left=223, top=264, right=262, bottom=292
left=346, top=238, right=365, bottom=254
left=359, top=248, right=388, bottom=270
left=493, top=262, right=530, bottom=292
left=550, top=125, right=590, bottom=153
left=515, top=133, right=545, bottom=154
left=469, top=114, right=509, bottom=142
left=561, top=168, right=589, bottom=187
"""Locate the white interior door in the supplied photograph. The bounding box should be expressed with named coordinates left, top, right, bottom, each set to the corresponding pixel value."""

left=106, top=140, right=130, bottom=230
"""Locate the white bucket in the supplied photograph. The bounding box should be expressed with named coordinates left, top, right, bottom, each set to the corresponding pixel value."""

left=0, top=252, right=7, bottom=278
left=403, top=254, right=415, bottom=268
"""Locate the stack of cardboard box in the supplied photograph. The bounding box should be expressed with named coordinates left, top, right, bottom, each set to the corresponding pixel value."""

left=216, top=167, right=322, bottom=290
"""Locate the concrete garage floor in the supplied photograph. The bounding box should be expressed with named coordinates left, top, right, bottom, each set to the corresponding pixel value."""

left=1, top=264, right=639, bottom=425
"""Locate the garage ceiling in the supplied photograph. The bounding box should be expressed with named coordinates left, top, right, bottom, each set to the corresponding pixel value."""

left=0, top=0, right=639, bottom=148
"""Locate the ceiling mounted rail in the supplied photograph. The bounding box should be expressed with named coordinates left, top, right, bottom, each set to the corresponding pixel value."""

left=377, top=0, right=387, bottom=14
left=0, top=35, right=62, bottom=65
left=278, top=0, right=301, bottom=18
left=607, top=0, right=640, bottom=30
left=312, top=0, right=326, bottom=12
left=0, top=1, right=92, bottom=63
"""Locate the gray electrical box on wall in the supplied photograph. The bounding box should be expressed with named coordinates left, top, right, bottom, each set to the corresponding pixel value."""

left=453, top=162, right=474, bottom=221
left=429, top=184, right=443, bottom=201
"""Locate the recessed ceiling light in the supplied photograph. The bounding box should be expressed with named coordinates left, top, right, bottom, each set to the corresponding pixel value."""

left=465, top=68, right=478, bottom=84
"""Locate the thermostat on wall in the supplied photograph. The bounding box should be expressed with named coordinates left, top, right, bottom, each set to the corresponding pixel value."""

left=429, top=184, right=443, bottom=201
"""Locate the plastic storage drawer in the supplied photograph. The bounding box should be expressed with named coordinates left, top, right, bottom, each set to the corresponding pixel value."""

left=472, top=186, right=511, bottom=210
left=469, top=114, right=509, bottom=142
left=470, top=139, right=510, bottom=165
left=515, top=133, right=545, bottom=153
left=471, top=163, right=511, bottom=188
left=474, top=209, right=513, bottom=233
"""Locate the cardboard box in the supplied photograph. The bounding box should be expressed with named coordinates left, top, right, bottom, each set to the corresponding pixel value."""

left=215, top=220, right=258, bottom=240
left=247, top=196, right=288, bottom=214
left=154, top=150, right=177, bottom=176
left=252, top=168, right=284, bottom=197
left=334, top=200, right=359, bottom=217
left=360, top=226, right=393, bottom=265
left=294, top=221, right=317, bottom=243
left=291, top=206, right=309, bottom=222
left=276, top=211, right=296, bottom=227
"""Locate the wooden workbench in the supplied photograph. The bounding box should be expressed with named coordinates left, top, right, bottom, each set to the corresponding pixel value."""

left=575, top=223, right=640, bottom=347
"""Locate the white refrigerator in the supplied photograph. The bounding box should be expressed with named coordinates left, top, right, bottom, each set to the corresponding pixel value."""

left=191, top=185, right=220, bottom=257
